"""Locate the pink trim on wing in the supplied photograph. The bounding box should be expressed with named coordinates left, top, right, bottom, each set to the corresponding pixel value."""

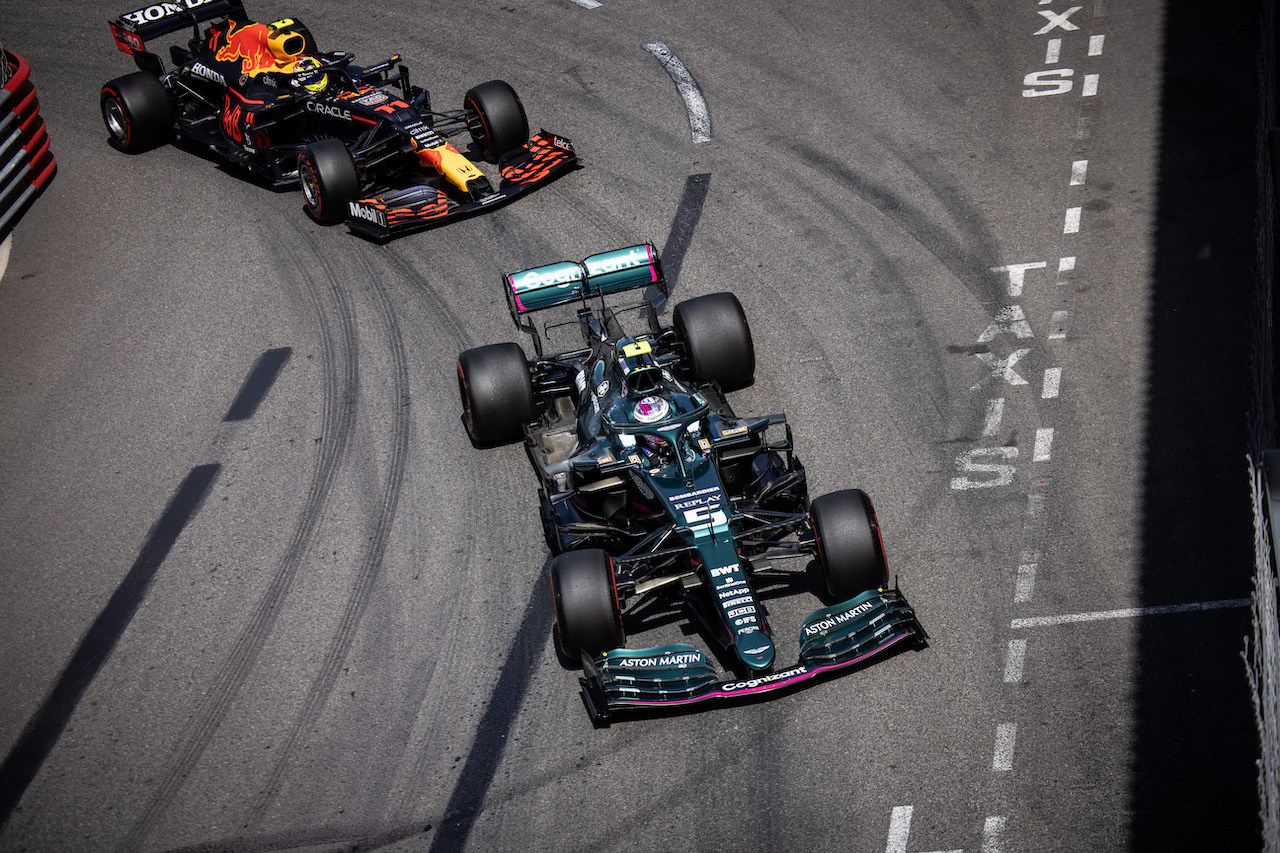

left=509, top=276, right=526, bottom=312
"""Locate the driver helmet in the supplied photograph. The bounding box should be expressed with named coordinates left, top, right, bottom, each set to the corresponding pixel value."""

left=633, top=395, right=670, bottom=424
left=294, top=55, right=328, bottom=93
left=638, top=433, right=673, bottom=466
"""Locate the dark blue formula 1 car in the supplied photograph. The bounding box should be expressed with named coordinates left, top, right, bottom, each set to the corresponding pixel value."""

left=101, top=0, right=578, bottom=239
left=456, top=244, right=927, bottom=724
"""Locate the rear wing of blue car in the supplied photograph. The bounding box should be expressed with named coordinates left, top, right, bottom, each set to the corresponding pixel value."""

left=504, top=243, right=667, bottom=319
left=110, top=0, right=245, bottom=65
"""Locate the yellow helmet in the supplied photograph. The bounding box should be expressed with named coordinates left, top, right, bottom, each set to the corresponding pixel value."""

left=294, top=55, right=328, bottom=93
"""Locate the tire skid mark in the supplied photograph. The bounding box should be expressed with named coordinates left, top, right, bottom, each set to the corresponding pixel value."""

left=116, top=238, right=361, bottom=852
left=246, top=244, right=413, bottom=824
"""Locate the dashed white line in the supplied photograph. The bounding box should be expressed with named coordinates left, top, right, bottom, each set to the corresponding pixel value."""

left=993, top=723, right=1017, bottom=771
left=1034, top=427, right=1054, bottom=461
left=1014, top=563, right=1038, bottom=602
left=982, top=816, right=1008, bottom=853
left=569, top=0, right=602, bottom=7
left=1058, top=255, right=1076, bottom=275
left=1070, top=159, right=1088, bottom=185
left=1063, top=207, right=1082, bottom=234
left=643, top=42, right=712, bottom=143
left=1089, top=34, right=1106, bottom=55
left=1048, top=310, right=1069, bottom=339
left=1042, top=367, right=1061, bottom=398
left=1011, top=598, right=1252, bottom=629
left=983, top=398, right=1006, bottom=436
left=886, top=805, right=912, bottom=853
left=1082, top=73, right=1100, bottom=97
left=1004, top=639, right=1028, bottom=682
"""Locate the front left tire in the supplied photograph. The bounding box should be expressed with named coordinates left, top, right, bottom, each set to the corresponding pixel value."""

left=464, top=80, right=529, bottom=161
left=298, top=138, right=360, bottom=222
left=810, top=489, right=889, bottom=601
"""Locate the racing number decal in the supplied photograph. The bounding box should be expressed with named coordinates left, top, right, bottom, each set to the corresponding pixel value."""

left=683, top=506, right=728, bottom=537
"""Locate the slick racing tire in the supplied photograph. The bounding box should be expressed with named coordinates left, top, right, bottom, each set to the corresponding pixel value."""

left=101, top=72, right=174, bottom=153
left=674, top=292, right=755, bottom=391
left=298, top=138, right=360, bottom=223
left=464, top=80, right=529, bottom=161
left=457, top=342, right=535, bottom=446
left=552, top=548, right=624, bottom=659
left=811, top=489, right=889, bottom=601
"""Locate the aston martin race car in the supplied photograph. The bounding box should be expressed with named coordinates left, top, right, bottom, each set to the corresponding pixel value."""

left=101, top=0, right=579, bottom=239
left=457, top=244, right=927, bottom=724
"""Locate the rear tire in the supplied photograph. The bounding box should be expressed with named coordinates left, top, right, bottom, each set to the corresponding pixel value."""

left=464, top=80, right=529, bottom=161
left=674, top=292, right=755, bottom=391
left=101, top=72, right=173, bottom=153
left=552, top=548, right=624, bottom=659
left=811, top=489, right=889, bottom=601
left=457, top=342, right=535, bottom=445
left=298, top=138, right=360, bottom=222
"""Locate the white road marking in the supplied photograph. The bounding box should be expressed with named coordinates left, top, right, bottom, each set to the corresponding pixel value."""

left=1042, top=367, right=1061, bottom=398
left=1004, top=638, right=1028, bottom=682
left=993, top=723, right=1017, bottom=771
left=1089, top=34, right=1106, bottom=55
left=1048, top=310, right=1069, bottom=339
left=1045, top=37, right=1062, bottom=63
left=886, top=805, right=912, bottom=853
left=1070, top=159, right=1088, bottom=185
left=569, top=0, right=601, bottom=7
left=1064, top=207, right=1082, bottom=233
left=992, top=261, right=1047, bottom=296
left=1082, top=73, right=1100, bottom=96
left=951, top=446, right=1019, bottom=490
left=643, top=42, right=712, bottom=143
left=1011, top=598, right=1252, bottom=629
left=1034, top=427, right=1054, bottom=461
left=983, top=398, right=1006, bottom=436
left=972, top=349, right=1030, bottom=388
left=1058, top=255, right=1076, bottom=274
left=1035, top=6, right=1083, bottom=34
left=979, top=305, right=1035, bottom=341
left=982, top=816, right=1008, bottom=853
left=1014, top=563, right=1038, bottom=602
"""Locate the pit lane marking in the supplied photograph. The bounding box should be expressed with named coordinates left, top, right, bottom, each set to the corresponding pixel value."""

left=644, top=42, right=712, bottom=143
left=885, top=805, right=1005, bottom=853
left=569, top=0, right=601, bottom=6
left=1004, top=639, right=1028, bottom=682
left=993, top=723, right=1017, bottom=771
left=1010, top=597, right=1252, bottom=629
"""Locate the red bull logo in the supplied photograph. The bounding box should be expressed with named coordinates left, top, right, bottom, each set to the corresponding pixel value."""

left=215, top=22, right=275, bottom=76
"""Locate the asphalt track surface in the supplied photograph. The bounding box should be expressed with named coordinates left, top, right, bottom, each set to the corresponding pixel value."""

left=0, top=1, right=1264, bottom=851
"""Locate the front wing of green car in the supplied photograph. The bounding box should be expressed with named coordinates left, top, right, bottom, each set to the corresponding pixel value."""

left=578, top=587, right=928, bottom=725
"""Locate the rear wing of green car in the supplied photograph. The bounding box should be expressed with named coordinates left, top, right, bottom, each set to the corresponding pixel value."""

left=504, top=242, right=667, bottom=317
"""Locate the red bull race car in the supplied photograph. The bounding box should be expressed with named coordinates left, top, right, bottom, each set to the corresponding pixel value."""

left=101, top=0, right=579, bottom=239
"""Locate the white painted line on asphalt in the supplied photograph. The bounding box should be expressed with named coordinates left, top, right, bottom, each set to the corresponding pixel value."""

left=1004, top=639, right=1028, bottom=682
left=993, top=723, right=1017, bottom=771
left=1089, top=34, right=1105, bottom=55
left=1034, top=427, right=1054, bottom=461
left=982, top=816, right=1008, bottom=853
left=1014, top=563, right=1037, bottom=602
left=1082, top=73, right=1100, bottom=96
left=1042, top=368, right=1061, bottom=398
left=992, top=261, right=1046, bottom=296
left=643, top=42, right=712, bottom=143
left=983, top=398, right=1005, bottom=436
left=1011, top=598, right=1252, bottom=629
left=1058, top=255, right=1076, bottom=274
left=1045, top=37, right=1062, bottom=63
left=1064, top=207, right=1082, bottom=233
left=886, top=805, right=912, bottom=853
left=1048, top=310, right=1069, bottom=339
left=570, top=0, right=601, bottom=7
left=1070, top=159, right=1088, bottom=185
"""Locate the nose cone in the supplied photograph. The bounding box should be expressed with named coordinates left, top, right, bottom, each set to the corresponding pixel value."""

left=736, top=634, right=776, bottom=671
